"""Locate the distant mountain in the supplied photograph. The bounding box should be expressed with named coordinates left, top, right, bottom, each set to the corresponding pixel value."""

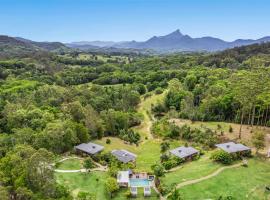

left=67, top=29, right=270, bottom=52
left=0, top=35, right=70, bottom=58
left=15, top=37, right=69, bottom=52
left=67, top=41, right=116, bottom=48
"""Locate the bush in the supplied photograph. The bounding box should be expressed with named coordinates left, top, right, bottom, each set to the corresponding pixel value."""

left=155, top=87, right=163, bottom=94
left=106, top=138, right=111, bottom=144
left=229, top=125, right=233, bottom=133
left=210, top=150, right=233, bottom=165
left=151, top=164, right=165, bottom=177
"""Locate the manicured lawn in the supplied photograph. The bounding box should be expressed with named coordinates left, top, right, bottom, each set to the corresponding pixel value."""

left=55, top=172, right=159, bottom=200
left=55, top=171, right=109, bottom=199
left=113, top=188, right=159, bottom=200
left=178, top=158, right=270, bottom=200
left=56, top=158, right=82, bottom=170
left=160, top=153, right=222, bottom=189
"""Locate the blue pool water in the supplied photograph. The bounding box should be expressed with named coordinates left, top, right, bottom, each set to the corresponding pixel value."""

left=129, top=179, right=150, bottom=187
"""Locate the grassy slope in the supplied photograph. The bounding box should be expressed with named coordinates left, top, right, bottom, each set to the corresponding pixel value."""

left=160, top=154, right=222, bottom=188
left=94, top=137, right=163, bottom=172
left=133, top=92, right=166, bottom=139
left=56, top=158, right=82, bottom=170
left=56, top=171, right=109, bottom=199
left=179, top=158, right=270, bottom=200
left=170, top=118, right=270, bottom=151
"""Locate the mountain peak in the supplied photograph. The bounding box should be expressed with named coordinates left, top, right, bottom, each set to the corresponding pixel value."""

left=165, top=29, right=183, bottom=38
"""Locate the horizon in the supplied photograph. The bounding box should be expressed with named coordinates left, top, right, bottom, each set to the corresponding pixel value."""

left=1, top=0, right=270, bottom=43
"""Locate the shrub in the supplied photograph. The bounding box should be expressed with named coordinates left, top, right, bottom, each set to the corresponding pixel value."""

left=83, top=158, right=94, bottom=169
left=210, top=150, right=233, bottom=165
left=229, top=125, right=233, bottom=133
left=151, top=164, right=165, bottom=177
left=155, top=87, right=163, bottom=94
left=106, top=138, right=111, bottom=144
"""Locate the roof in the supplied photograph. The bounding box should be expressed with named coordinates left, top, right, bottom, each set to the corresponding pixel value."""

left=169, top=146, right=199, bottom=159
left=215, top=142, right=251, bottom=153
left=111, top=149, right=137, bottom=163
left=117, top=171, right=129, bottom=183
left=75, top=142, right=104, bottom=155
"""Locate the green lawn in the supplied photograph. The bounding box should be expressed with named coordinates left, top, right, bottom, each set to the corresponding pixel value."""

left=55, top=171, right=109, bottom=199
left=94, top=137, right=162, bottom=171
left=178, top=158, right=270, bottom=200
left=56, top=158, right=82, bottom=170
left=55, top=171, right=159, bottom=200
left=160, top=154, right=222, bottom=189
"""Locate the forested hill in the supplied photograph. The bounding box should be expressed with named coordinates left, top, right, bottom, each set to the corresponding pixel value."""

left=205, top=42, right=270, bottom=67
left=0, top=35, right=70, bottom=58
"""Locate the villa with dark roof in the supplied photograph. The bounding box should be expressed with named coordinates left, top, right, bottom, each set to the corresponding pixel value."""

left=215, top=142, right=251, bottom=154
left=111, top=149, right=137, bottom=163
left=75, top=142, right=104, bottom=155
left=169, top=146, right=199, bottom=160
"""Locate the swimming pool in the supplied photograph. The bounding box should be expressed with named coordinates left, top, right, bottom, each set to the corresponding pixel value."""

left=129, top=179, right=150, bottom=187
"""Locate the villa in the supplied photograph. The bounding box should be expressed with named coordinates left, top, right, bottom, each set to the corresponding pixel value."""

left=74, top=142, right=104, bottom=156
left=111, top=149, right=137, bottom=164
left=170, top=146, right=199, bottom=160
left=117, top=170, right=154, bottom=197
left=215, top=142, right=251, bottom=154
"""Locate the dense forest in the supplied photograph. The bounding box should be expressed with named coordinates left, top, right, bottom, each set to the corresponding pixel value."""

left=0, top=42, right=270, bottom=199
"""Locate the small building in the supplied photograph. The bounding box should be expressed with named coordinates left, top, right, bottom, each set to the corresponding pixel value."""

left=75, top=142, right=104, bottom=156
left=130, top=187, right=137, bottom=197
left=169, top=146, right=199, bottom=160
left=117, top=171, right=129, bottom=187
left=215, top=142, right=251, bottom=154
left=111, top=149, right=137, bottom=164
left=144, top=186, right=151, bottom=196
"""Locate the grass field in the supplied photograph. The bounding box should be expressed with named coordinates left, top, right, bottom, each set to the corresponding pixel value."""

left=178, top=158, right=270, bottom=200
left=160, top=154, right=222, bottom=188
left=56, top=158, right=82, bottom=170
left=94, top=137, right=161, bottom=171
left=56, top=171, right=109, bottom=199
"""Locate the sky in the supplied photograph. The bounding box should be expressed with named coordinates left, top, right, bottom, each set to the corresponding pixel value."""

left=0, top=0, right=270, bottom=42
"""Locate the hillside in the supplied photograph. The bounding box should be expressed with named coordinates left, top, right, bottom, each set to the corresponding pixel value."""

left=0, top=35, right=70, bottom=58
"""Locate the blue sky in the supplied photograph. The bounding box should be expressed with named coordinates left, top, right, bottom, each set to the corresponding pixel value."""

left=0, top=0, right=269, bottom=42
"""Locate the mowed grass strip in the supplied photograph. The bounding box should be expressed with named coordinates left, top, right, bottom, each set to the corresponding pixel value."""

left=178, top=158, right=270, bottom=200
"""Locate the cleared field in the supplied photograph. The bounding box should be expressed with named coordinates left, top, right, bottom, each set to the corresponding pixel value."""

left=94, top=137, right=165, bottom=171
left=56, top=171, right=109, bottom=199
left=178, top=158, right=270, bottom=200
left=170, top=118, right=270, bottom=151
left=160, top=154, right=222, bottom=189
left=56, top=158, right=82, bottom=170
